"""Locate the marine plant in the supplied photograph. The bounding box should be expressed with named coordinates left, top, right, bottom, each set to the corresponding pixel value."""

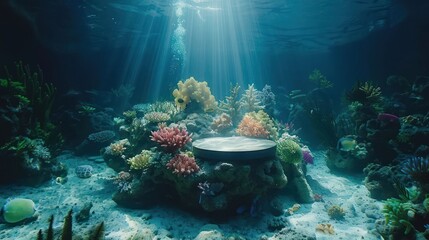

left=240, top=84, right=263, bottom=113
left=276, top=138, right=303, bottom=165
left=309, top=69, right=333, bottom=89
left=172, top=76, right=217, bottom=112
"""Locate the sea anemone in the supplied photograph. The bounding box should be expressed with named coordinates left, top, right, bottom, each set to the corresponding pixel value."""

left=401, top=156, right=429, bottom=184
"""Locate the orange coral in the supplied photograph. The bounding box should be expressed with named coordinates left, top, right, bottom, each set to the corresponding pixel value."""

left=236, top=115, right=270, bottom=138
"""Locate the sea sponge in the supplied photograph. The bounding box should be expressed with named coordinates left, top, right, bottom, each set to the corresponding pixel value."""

left=276, top=138, right=303, bottom=164
left=172, top=77, right=217, bottom=112
left=1, top=198, right=36, bottom=223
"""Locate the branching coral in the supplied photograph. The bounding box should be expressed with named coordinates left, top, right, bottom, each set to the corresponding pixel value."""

left=236, top=110, right=277, bottom=139
left=346, top=81, right=382, bottom=106
left=219, top=83, right=241, bottom=125
left=127, top=150, right=154, bottom=170
left=166, top=153, right=200, bottom=176
left=172, top=77, right=217, bottom=112
left=240, top=84, right=263, bottom=113
left=144, top=112, right=171, bottom=123
left=236, top=114, right=270, bottom=138
left=105, top=139, right=130, bottom=156
left=150, top=124, right=192, bottom=152
left=309, top=69, right=333, bottom=89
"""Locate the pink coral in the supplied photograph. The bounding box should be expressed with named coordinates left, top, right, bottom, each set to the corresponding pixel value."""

left=166, top=154, right=200, bottom=176
left=151, top=125, right=192, bottom=152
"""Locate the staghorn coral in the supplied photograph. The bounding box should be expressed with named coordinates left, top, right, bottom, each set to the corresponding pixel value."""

left=309, top=69, right=333, bottom=89
left=346, top=81, right=382, bottom=106
left=151, top=124, right=192, bottom=152
left=236, top=114, right=270, bottom=138
left=166, top=153, right=200, bottom=176
left=127, top=150, right=154, bottom=170
left=211, top=113, right=233, bottom=133
left=144, top=112, right=171, bottom=123
left=172, top=77, right=217, bottom=112
left=240, top=84, right=263, bottom=113
left=148, top=101, right=179, bottom=117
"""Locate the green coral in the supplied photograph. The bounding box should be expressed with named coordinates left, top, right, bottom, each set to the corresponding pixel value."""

left=382, top=198, right=416, bottom=235
left=276, top=138, right=303, bottom=164
left=309, top=69, right=333, bottom=89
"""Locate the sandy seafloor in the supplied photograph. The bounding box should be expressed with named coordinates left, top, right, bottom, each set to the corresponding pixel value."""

left=0, top=151, right=383, bottom=240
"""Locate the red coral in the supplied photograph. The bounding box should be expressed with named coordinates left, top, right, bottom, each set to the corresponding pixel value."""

left=151, top=125, right=192, bottom=152
left=166, top=154, right=200, bottom=176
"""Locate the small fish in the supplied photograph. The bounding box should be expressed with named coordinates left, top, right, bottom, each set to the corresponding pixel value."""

left=337, top=136, right=357, bottom=152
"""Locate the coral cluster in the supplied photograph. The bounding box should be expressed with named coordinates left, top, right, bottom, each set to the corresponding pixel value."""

left=276, top=137, right=303, bottom=165
left=127, top=150, right=154, bottom=170
left=172, top=77, right=217, bottom=112
left=150, top=124, right=192, bottom=152
left=236, top=114, right=270, bottom=138
left=105, top=139, right=130, bottom=156
left=144, top=112, right=171, bottom=123
left=236, top=110, right=277, bottom=139
left=211, top=113, right=233, bottom=133
left=327, top=205, right=346, bottom=220
left=166, top=153, right=200, bottom=176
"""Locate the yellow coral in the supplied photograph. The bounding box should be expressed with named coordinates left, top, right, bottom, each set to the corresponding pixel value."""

left=127, top=150, right=153, bottom=170
left=172, top=77, right=217, bottom=112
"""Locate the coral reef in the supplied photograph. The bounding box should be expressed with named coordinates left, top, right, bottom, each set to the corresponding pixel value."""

left=144, top=112, right=171, bottom=123
left=172, top=77, right=217, bottom=112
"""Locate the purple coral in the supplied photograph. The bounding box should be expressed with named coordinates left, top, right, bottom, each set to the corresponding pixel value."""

left=302, top=147, right=314, bottom=164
